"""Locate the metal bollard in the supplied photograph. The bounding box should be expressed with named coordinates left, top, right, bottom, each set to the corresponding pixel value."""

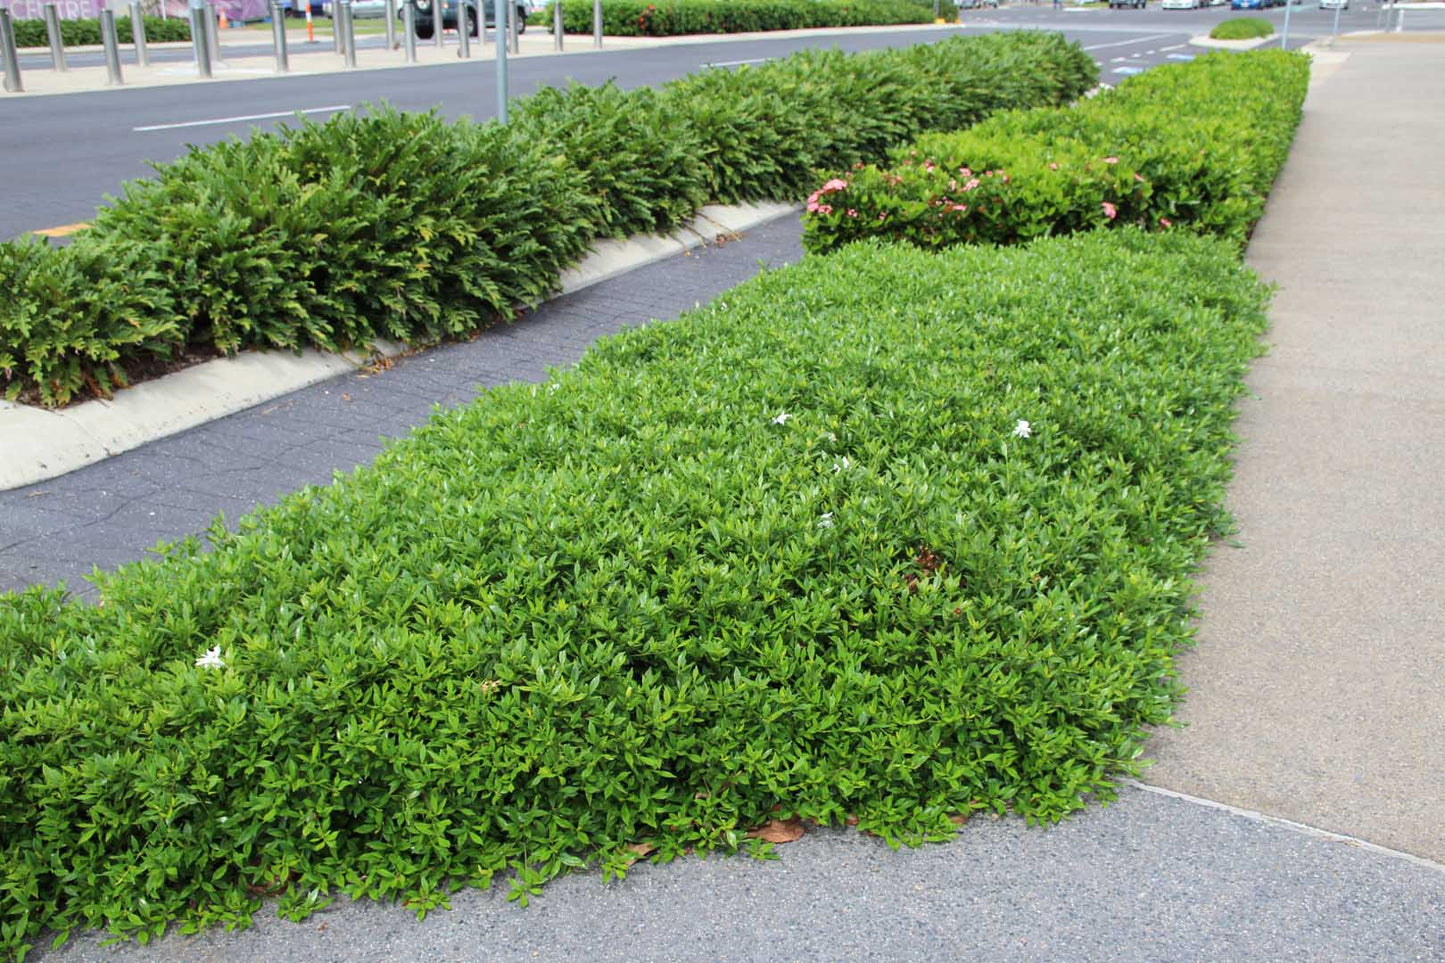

left=384, top=0, right=396, bottom=47
left=591, top=0, right=599, bottom=47
left=99, top=9, right=124, bottom=85
left=552, top=0, right=560, bottom=50
left=205, top=1, right=223, bottom=64
left=495, top=0, right=508, bottom=123
left=190, top=5, right=213, bottom=76
left=1280, top=0, right=1292, bottom=48
left=508, top=0, right=517, bottom=52
left=270, top=0, right=289, bottom=70
left=434, top=0, right=443, bottom=47
left=331, top=0, right=341, bottom=48
left=402, top=0, right=417, bottom=59
left=457, top=0, right=469, bottom=55
left=0, top=10, right=21, bottom=93
left=130, top=1, right=151, bottom=67
left=44, top=3, right=66, bottom=71
left=340, top=0, right=356, bottom=64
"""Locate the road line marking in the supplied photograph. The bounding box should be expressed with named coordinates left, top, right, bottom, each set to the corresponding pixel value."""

left=1111, top=55, right=1128, bottom=61
left=1161, top=42, right=1186, bottom=49
left=1113, top=66, right=1143, bottom=74
left=1122, top=780, right=1445, bottom=876
left=1083, top=32, right=1175, bottom=51
left=1167, top=52, right=1196, bottom=59
left=33, top=222, right=90, bottom=237
left=133, top=105, right=352, bottom=133
left=705, top=57, right=770, bottom=68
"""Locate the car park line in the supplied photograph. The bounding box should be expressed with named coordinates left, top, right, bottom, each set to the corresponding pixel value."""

left=1083, top=32, right=1176, bottom=50
left=133, top=104, right=352, bottom=132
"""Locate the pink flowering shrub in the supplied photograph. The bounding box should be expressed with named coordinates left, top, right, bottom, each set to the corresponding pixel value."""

left=803, top=50, right=1309, bottom=253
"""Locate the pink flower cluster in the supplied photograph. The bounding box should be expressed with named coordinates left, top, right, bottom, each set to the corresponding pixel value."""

left=806, top=178, right=850, bottom=216
left=1101, top=201, right=1118, bottom=220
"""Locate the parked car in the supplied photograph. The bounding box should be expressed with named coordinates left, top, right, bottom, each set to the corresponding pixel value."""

left=1108, top=0, right=1146, bottom=9
left=410, top=0, right=528, bottom=38
left=957, top=0, right=1001, bottom=9
left=1161, top=0, right=1199, bottom=8
left=1319, top=0, right=1348, bottom=8
left=1230, top=0, right=1273, bottom=10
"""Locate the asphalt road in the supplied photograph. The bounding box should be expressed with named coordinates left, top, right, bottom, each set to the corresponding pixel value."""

left=0, top=4, right=1419, bottom=239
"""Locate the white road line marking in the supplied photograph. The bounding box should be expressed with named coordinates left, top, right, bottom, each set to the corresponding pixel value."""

left=705, top=57, right=770, bottom=68
left=1122, top=780, right=1445, bottom=876
left=1083, top=32, right=1175, bottom=51
left=1167, top=52, right=1196, bottom=59
left=1111, top=55, right=1128, bottom=61
left=1113, top=66, right=1143, bottom=74
left=133, top=105, right=352, bottom=133
left=1161, top=42, right=1186, bottom=49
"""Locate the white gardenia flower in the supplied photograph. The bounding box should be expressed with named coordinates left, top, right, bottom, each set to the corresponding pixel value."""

left=818, top=512, right=834, bottom=528
left=1013, top=420, right=1032, bottom=439
left=773, top=411, right=792, bottom=425
left=194, top=646, right=225, bottom=670
left=832, top=456, right=851, bottom=473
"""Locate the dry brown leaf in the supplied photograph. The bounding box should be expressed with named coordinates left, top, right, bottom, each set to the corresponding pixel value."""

left=844, top=814, right=859, bottom=827
left=747, top=818, right=806, bottom=844
left=625, top=842, right=656, bottom=861
left=950, top=814, right=968, bottom=827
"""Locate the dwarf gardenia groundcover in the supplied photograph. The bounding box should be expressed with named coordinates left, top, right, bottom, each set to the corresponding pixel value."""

left=0, top=229, right=1269, bottom=958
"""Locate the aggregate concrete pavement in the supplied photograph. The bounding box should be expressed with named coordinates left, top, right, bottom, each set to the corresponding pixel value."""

left=1143, top=38, right=1445, bottom=863
left=31, top=785, right=1445, bottom=962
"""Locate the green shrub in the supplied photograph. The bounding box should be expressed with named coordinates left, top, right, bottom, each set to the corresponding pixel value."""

left=1, top=32, right=1096, bottom=406
left=666, top=31, right=1097, bottom=204
left=0, top=228, right=1269, bottom=958
left=550, top=0, right=955, bottom=36
left=513, top=81, right=709, bottom=238
left=802, top=50, right=1308, bottom=254
left=12, top=14, right=190, bottom=48
left=1210, top=17, right=1272, bottom=39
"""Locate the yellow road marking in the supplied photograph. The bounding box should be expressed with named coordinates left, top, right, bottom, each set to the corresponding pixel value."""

left=33, top=223, right=90, bottom=238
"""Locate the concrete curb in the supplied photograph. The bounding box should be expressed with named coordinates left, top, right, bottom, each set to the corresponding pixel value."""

left=0, top=201, right=799, bottom=492
left=1188, top=33, right=1273, bottom=50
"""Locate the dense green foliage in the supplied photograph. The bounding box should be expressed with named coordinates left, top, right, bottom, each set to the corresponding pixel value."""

left=512, top=82, right=708, bottom=239
left=0, top=229, right=1270, bottom=958
left=0, top=31, right=1095, bottom=407
left=1210, top=17, right=1273, bottom=39
left=550, top=0, right=954, bottom=36
left=801, top=50, right=1309, bottom=254
left=11, top=14, right=190, bottom=48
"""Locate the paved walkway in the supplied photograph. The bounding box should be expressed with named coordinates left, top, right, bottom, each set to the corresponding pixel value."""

left=1145, top=38, right=1445, bottom=863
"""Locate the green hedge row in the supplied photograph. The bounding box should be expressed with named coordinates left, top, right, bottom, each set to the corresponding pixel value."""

left=12, top=14, right=190, bottom=48
left=551, top=0, right=955, bottom=36
left=0, top=31, right=1096, bottom=407
left=801, top=50, right=1309, bottom=254
left=0, top=229, right=1270, bottom=957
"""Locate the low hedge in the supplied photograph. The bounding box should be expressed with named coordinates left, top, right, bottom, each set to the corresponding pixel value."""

left=550, top=0, right=955, bottom=37
left=0, top=31, right=1096, bottom=406
left=0, top=228, right=1270, bottom=957
left=12, top=14, right=190, bottom=48
left=1210, top=17, right=1272, bottom=39
left=801, top=50, right=1309, bottom=254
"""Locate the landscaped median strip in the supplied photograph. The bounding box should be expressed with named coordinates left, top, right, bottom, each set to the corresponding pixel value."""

left=0, top=200, right=797, bottom=492
left=0, top=228, right=1271, bottom=957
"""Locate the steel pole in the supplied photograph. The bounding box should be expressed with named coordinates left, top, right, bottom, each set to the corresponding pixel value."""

left=434, top=0, right=443, bottom=46
left=591, top=0, right=599, bottom=47
left=1280, top=0, right=1292, bottom=47
left=270, top=0, right=289, bottom=70
left=457, top=0, right=470, bottom=55
left=384, top=0, right=396, bottom=47
left=507, top=0, right=517, bottom=50
left=402, top=0, right=417, bottom=58
left=1331, top=0, right=1342, bottom=36
left=205, top=1, right=223, bottom=64
left=99, top=9, right=125, bottom=85
left=0, top=10, right=21, bottom=93
left=552, top=0, right=560, bottom=49
left=43, top=3, right=66, bottom=71
left=341, top=0, right=357, bottom=63
left=189, top=4, right=213, bottom=75
left=130, top=0, right=151, bottom=66
left=495, top=0, right=508, bottom=123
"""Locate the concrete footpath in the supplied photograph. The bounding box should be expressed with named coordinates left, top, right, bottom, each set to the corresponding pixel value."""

left=9, top=36, right=1445, bottom=963
left=1145, top=38, right=1445, bottom=864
